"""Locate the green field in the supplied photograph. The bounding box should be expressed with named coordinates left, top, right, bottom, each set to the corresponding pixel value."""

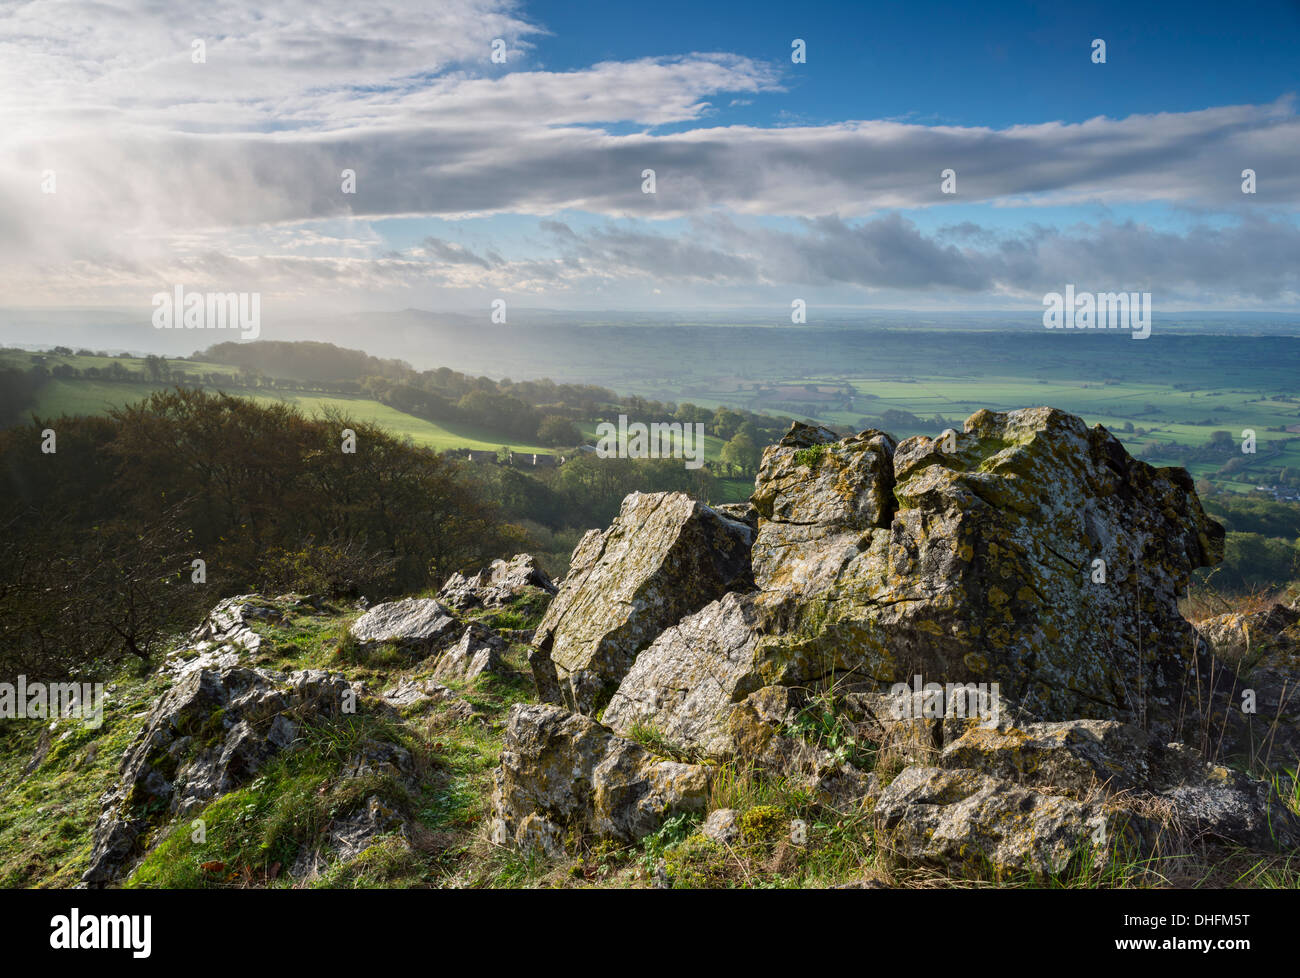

left=26, top=377, right=551, bottom=454
left=577, top=421, right=729, bottom=463
left=11, top=331, right=1300, bottom=496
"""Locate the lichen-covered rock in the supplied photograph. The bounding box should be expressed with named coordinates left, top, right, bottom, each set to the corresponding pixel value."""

left=531, top=491, right=754, bottom=713
left=164, top=594, right=279, bottom=676
left=601, top=407, right=1224, bottom=763
left=1196, top=602, right=1300, bottom=660
left=83, top=665, right=358, bottom=884
left=380, top=678, right=457, bottom=709
left=935, top=719, right=1300, bottom=851
left=873, top=766, right=1117, bottom=878
left=349, top=598, right=459, bottom=654
left=1191, top=602, right=1300, bottom=771
left=603, top=592, right=762, bottom=756
left=437, top=553, right=557, bottom=611
left=489, top=703, right=709, bottom=852
left=702, top=808, right=740, bottom=843
left=746, top=407, right=1223, bottom=731
left=432, top=623, right=505, bottom=683
left=485, top=407, right=1296, bottom=882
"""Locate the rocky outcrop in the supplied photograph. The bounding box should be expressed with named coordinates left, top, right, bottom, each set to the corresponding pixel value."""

left=604, top=409, right=1226, bottom=763
left=489, top=703, right=710, bottom=852
left=438, top=553, right=557, bottom=611
left=349, top=598, right=459, bottom=654
left=164, top=595, right=279, bottom=676
left=744, top=407, right=1223, bottom=729
left=432, top=623, right=505, bottom=683
left=83, top=665, right=359, bottom=884
left=486, top=407, right=1298, bottom=880
left=873, top=766, right=1115, bottom=878
left=530, top=491, right=755, bottom=713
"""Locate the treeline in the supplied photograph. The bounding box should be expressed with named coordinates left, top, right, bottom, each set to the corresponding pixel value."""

left=0, top=389, right=527, bottom=681
left=200, top=340, right=411, bottom=382
left=91, top=339, right=801, bottom=456
left=1197, top=495, right=1300, bottom=592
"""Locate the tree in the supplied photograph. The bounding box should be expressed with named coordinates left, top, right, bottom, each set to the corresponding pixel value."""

left=1207, top=430, right=1234, bottom=454
left=711, top=408, right=744, bottom=440
left=720, top=432, right=761, bottom=477
left=537, top=415, right=582, bottom=447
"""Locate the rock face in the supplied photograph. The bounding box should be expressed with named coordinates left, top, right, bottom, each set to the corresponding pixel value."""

left=83, top=665, right=357, bottom=884
left=349, top=598, right=459, bottom=654
left=489, top=407, right=1300, bottom=879
left=530, top=491, right=755, bottom=713
left=432, top=623, right=505, bottom=683
left=607, top=408, right=1225, bottom=760
left=438, top=553, right=557, bottom=611
left=602, top=592, right=763, bottom=757
left=489, top=703, right=710, bottom=852
left=745, top=407, right=1223, bottom=728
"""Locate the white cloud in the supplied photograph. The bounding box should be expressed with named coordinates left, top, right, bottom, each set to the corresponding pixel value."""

left=0, top=0, right=1295, bottom=307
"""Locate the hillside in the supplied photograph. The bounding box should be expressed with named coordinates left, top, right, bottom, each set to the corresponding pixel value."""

left=5, top=407, right=1299, bottom=891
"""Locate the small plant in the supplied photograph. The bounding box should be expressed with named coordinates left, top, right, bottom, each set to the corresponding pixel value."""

left=639, top=812, right=699, bottom=873
left=625, top=722, right=702, bottom=763
left=739, top=804, right=786, bottom=843
left=793, top=444, right=827, bottom=469
left=786, top=693, right=865, bottom=767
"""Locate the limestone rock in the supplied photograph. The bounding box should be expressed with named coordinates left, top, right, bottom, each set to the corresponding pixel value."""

left=489, top=703, right=709, bottom=852
left=165, top=594, right=278, bottom=676
left=349, top=598, right=459, bottom=654
left=291, top=794, right=407, bottom=881
left=531, top=492, right=754, bottom=713
left=935, top=719, right=1299, bottom=851
left=701, top=808, right=740, bottom=844
left=83, top=665, right=358, bottom=884
left=603, top=592, right=763, bottom=757
left=432, top=623, right=505, bottom=683
left=1196, top=602, right=1300, bottom=660
left=746, top=407, right=1224, bottom=731
left=438, top=553, right=557, bottom=611
left=381, top=678, right=457, bottom=709
left=874, top=766, right=1115, bottom=878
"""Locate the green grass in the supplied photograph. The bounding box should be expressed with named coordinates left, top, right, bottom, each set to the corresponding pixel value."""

left=26, top=377, right=552, bottom=454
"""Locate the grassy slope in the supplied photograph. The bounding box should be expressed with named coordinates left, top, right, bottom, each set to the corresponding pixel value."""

left=4, top=591, right=1297, bottom=890
left=26, top=376, right=552, bottom=454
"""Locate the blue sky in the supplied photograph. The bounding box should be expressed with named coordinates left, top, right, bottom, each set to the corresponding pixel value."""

left=0, top=0, right=1296, bottom=317
left=527, top=0, right=1300, bottom=127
